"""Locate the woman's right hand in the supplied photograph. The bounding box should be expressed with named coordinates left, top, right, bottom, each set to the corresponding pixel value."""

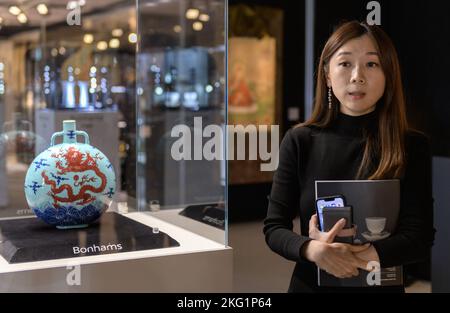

left=302, top=240, right=370, bottom=278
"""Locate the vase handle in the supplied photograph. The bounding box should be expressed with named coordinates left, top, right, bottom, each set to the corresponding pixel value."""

left=51, top=130, right=90, bottom=146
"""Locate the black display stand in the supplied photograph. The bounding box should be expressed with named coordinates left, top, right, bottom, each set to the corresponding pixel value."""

left=0, top=212, right=179, bottom=263
left=179, top=203, right=225, bottom=229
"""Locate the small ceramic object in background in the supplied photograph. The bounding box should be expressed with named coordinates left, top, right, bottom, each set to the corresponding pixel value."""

left=24, top=120, right=116, bottom=229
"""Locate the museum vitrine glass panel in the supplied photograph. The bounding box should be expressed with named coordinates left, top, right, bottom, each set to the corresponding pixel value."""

left=136, top=0, right=227, bottom=244
left=0, top=0, right=227, bottom=291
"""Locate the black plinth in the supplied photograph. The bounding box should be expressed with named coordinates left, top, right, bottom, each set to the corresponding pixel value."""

left=0, top=212, right=180, bottom=263
left=179, top=203, right=225, bottom=229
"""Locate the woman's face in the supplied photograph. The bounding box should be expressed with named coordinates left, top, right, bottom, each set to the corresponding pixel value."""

left=327, top=34, right=386, bottom=116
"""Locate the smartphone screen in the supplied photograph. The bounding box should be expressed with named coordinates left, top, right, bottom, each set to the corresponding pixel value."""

left=316, top=197, right=345, bottom=230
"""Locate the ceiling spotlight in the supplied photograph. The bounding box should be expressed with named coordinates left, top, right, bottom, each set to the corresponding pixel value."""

left=17, top=13, right=28, bottom=24
left=173, top=25, right=182, bottom=33
left=37, top=4, right=49, bottom=15
left=186, top=8, right=200, bottom=20
left=83, top=34, right=94, bottom=44
left=97, top=41, right=108, bottom=51
left=67, top=1, right=74, bottom=9
left=67, top=1, right=78, bottom=10
left=51, top=48, right=58, bottom=57
left=9, top=6, right=21, bottom=16
left=112, top=29, right=123, bottom=37
left=109, top=38, right=120, bottom=49
left=67, top=0, right=86, bottom=10
left=193, top=21, right=203, bottom=31
left=199, top=14, right=210, bottom=22
left=128, top=33, right=137, bottom=44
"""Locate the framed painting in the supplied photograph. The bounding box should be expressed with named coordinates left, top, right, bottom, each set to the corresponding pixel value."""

left=228, top=4, right=283, bottom=184
left=228, top=36, right=276, bottom=126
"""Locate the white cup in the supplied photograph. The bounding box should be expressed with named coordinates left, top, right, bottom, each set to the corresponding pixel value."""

left=365, top=217, right=386, bottom=234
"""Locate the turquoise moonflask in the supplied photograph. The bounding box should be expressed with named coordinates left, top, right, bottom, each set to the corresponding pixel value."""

left=24, top=120, right=116, bottom=229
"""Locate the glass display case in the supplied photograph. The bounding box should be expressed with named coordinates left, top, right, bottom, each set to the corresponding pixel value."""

left=0, top=0, right=229, bottom=292
left=136, top=0, right=227, bottom=242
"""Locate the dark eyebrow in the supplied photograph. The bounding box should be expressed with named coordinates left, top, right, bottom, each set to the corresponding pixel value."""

left=337, top=51, right=379, bottom=56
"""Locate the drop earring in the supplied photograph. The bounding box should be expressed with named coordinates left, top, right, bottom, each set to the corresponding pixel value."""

left=328, top=87, right=332, bottom=109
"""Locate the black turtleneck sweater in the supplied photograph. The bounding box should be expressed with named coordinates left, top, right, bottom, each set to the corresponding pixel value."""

left=263, top=111, right=435, bottom=292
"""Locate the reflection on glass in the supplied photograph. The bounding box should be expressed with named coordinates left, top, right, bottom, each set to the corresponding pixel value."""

left=137, top=0, right=226, bottom=245
left=137, top=0, right=226, bottom=210
left=0, top=113, right=47, bottom=214
left=0, top=1, right=138, bottom=218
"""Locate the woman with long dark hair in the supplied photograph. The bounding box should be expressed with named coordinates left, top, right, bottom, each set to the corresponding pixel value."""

left=263, top=21, right=435, bottom=292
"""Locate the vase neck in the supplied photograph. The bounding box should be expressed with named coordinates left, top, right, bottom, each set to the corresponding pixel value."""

left=62, top=120, right=77, bottom=144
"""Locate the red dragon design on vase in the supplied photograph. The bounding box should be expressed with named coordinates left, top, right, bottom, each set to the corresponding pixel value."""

left=41, top=147, right=107, bottom=207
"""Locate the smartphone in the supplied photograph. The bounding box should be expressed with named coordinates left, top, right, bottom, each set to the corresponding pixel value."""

left=315, top=195, right=346, bottom=231
left=322, top=206, right=353, bottom=244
